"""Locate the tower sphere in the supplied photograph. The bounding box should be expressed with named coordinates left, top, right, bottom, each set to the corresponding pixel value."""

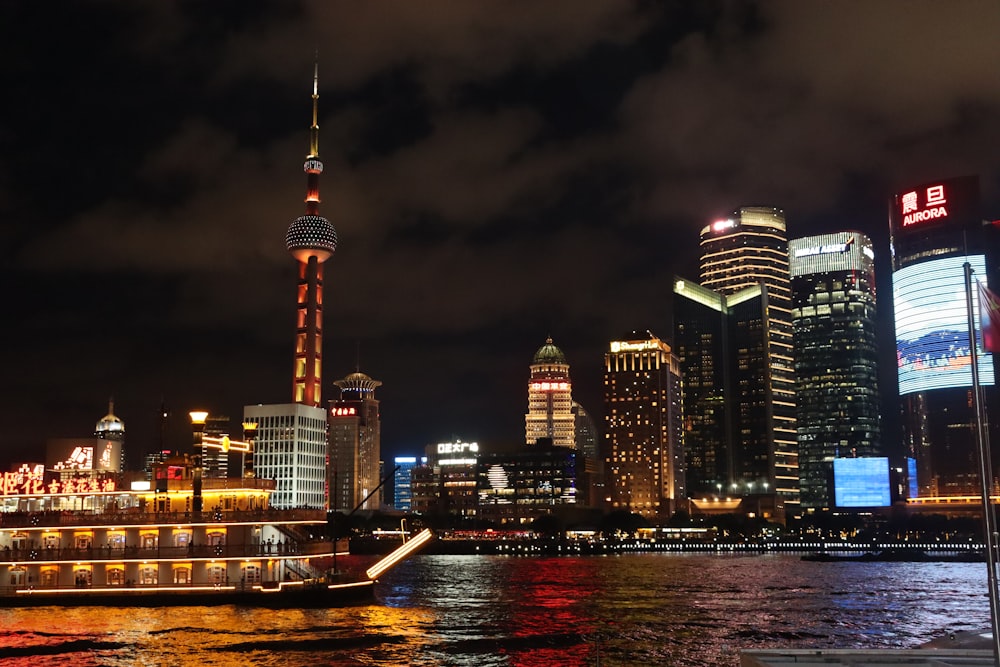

left=286, top=214, right=338, bottom=263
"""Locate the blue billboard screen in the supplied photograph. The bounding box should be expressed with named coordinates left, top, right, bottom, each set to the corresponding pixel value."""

left=834, top=457, right=891, bottom=508
left=893, top=254, right=994, bottom=395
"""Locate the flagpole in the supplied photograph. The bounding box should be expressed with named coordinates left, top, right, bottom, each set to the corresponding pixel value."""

left=964, top=260, right=1000, bottom=661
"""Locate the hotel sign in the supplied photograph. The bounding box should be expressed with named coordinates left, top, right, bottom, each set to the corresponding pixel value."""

left=610, top=340, right=659, bottom=353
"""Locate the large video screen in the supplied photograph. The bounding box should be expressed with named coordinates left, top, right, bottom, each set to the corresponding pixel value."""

left=893, top=254, right=994, bottom=395
left=834, top=457, right=891, bottom=508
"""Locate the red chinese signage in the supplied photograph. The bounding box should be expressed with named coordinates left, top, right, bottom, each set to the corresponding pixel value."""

left=0, top=468, right=116, bottom=498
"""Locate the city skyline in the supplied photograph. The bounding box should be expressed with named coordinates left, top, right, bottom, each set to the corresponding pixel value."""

left=3, top=2, right=1000, bottom=469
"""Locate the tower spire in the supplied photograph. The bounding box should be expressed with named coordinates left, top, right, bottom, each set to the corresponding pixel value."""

left=309, top=54, right=319, bottom=159
left=286, top=57, right=338, bottom=407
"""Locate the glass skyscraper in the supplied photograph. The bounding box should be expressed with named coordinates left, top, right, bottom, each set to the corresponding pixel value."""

left=789, top=232, right=880, bottom=509
left=696, top=207, right=798, bottom=507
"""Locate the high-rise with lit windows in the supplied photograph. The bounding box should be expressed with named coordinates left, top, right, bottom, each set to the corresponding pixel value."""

left=603, top=333, right=684, bottom=519
left=789, top=232, right=881, bottom=508
left=328, top=371, right=382, bottom=512
left=889, top=175, right=1000, bottom=497
left=525, top=337, right=576, bottom=449
left=697, top=207, right=798, bottom=508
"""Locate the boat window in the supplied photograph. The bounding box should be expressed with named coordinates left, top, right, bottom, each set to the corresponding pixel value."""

left=107, top=568, right=124, bottom=586
left=140, top=566, right=158, bottom=585
left=173, top=567, right=191, bottom=585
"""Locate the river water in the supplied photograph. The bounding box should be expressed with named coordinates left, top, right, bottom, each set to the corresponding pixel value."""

left=0, top=552, right=990, bottom=666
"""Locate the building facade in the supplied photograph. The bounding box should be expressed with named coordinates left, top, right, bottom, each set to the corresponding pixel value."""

left=697, top=207, right=799, bottom=508
left=889, top=175, right=999, bottom=497
left=477, top=441, right=579, bottom=526
left=525, top=337, right=576, bottom=449
left=242, top=403, right=326, bottom=509
left=789, top=232, right=881, bottom=509
left=393, top=456, right=426, bottom=511
left=603, top=333, right=684, bottom=519
left=328, top=371, right=382, bottom=512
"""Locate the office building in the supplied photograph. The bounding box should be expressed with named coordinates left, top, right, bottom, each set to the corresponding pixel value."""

left=789, top=232, right=881, bottom=508
left=696, top=207, right=798, bottom=507
left=477, top=440, right=579, bottom=526
left=525, top=337, right=576, bottom=449
left=328, top=371, right=382, bottom=512
left=393, top=456, right=426, bottom=511
left=410, top=441, right=480, bottom=517
left=243, top=403, right=326, bottom=509
left=889, top=175, right=999, bottom=496
left=603, top=333, right=684, bottom=519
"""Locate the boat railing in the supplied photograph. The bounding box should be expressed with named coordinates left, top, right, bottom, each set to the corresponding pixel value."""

left=0, top=508, right=327, bottom=529
left=0, top=539, right=334, bottom=562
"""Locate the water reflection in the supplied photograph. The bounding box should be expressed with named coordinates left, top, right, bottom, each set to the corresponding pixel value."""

left=0, top=554, right=989, bottom=666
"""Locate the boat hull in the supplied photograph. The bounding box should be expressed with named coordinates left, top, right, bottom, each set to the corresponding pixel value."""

left=1, top=580, right=376, bottom=608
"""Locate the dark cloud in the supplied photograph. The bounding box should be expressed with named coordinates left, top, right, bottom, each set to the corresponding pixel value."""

left=2, top=1, right=999, bottom=468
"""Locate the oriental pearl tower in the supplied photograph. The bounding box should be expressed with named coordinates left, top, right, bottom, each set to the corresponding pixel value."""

left=286, top=62, right=338, bottom=407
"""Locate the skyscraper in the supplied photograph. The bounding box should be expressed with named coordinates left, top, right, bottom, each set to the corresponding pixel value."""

left=243, top=64, right=331, bottom=509
left=286, top=62, right=338, bottom=408
left=525, top=337, right=576, bottom=449
left=603, top=333, right=684, bottom=519
left=789, top=232, right=881, bottom=509
left=889, top=175, right=999, bottom=497
left=328, top=371, right=382, bottom=512
left=94, top=399, right=126, bottom=472
left=697, top=207, right=798, bottom=507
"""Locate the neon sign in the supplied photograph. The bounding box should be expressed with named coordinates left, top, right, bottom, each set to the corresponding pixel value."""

left=531, top=382, right=569, bottom=391
left=610, top=340, right=658, bottom=353
left=331, top=407, right=357, bottom=417
left=0, top=468, right=116, bottom=497
left=437, top=442, right=478, bottom=455
left=900, top=184, right=949, bottom=227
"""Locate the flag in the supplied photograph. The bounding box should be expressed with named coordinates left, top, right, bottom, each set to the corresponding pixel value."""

left=978, top=280, right=1000, bottom=352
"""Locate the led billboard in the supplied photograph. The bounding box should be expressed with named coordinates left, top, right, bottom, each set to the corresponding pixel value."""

left=833, top=457, right=891, bottom=508
left=893, top=254, right=994, bottom=395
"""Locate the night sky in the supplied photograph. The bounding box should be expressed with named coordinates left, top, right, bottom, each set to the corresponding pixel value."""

left=2, top=2, right=999, bottom=469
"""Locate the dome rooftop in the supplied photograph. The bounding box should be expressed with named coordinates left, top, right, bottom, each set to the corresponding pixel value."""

left=286, top=214, right=338, bottom=262
left=533, top=337, right=567, bottom=364
left=334, top=371, right=382, bottom=393
left=95, top=400, right=124, bottom=433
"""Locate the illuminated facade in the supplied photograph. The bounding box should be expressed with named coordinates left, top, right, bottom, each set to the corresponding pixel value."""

left=697, top=207, right=798, bottom=508
left=0, top=460, right=331, bottom=593
left=287, top=63, right=338, bottom=408
left=393, top=456, right=426, bottom=511
left=410, top=441, right=480, bottom=517
left=243, top=403, right=326, bottom=509
left=94, top=399, right=126, bottom=471
left=196, top=413, right=234, bottom=479
left=889, top=175, right=1000, bottom=496
left=328, top=371, right=382, bottom=512
left=789, top=232, right=881, bottom=509
left=525, top=337, right=576, bottom=449
left=603, top=334, right=684, bottom=518
left=477, top=441, right=579, bottom=525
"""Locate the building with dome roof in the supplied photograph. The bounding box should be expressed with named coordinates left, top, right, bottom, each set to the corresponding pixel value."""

left=94, top=399, right=126, bottom=471
left=525, top=337, right=576, bottom=450
left=328, top=371, right=382, bottom=512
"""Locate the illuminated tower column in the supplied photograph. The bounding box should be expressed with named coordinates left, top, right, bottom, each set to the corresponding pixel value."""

left=286, top=62, right=338, bottom=407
